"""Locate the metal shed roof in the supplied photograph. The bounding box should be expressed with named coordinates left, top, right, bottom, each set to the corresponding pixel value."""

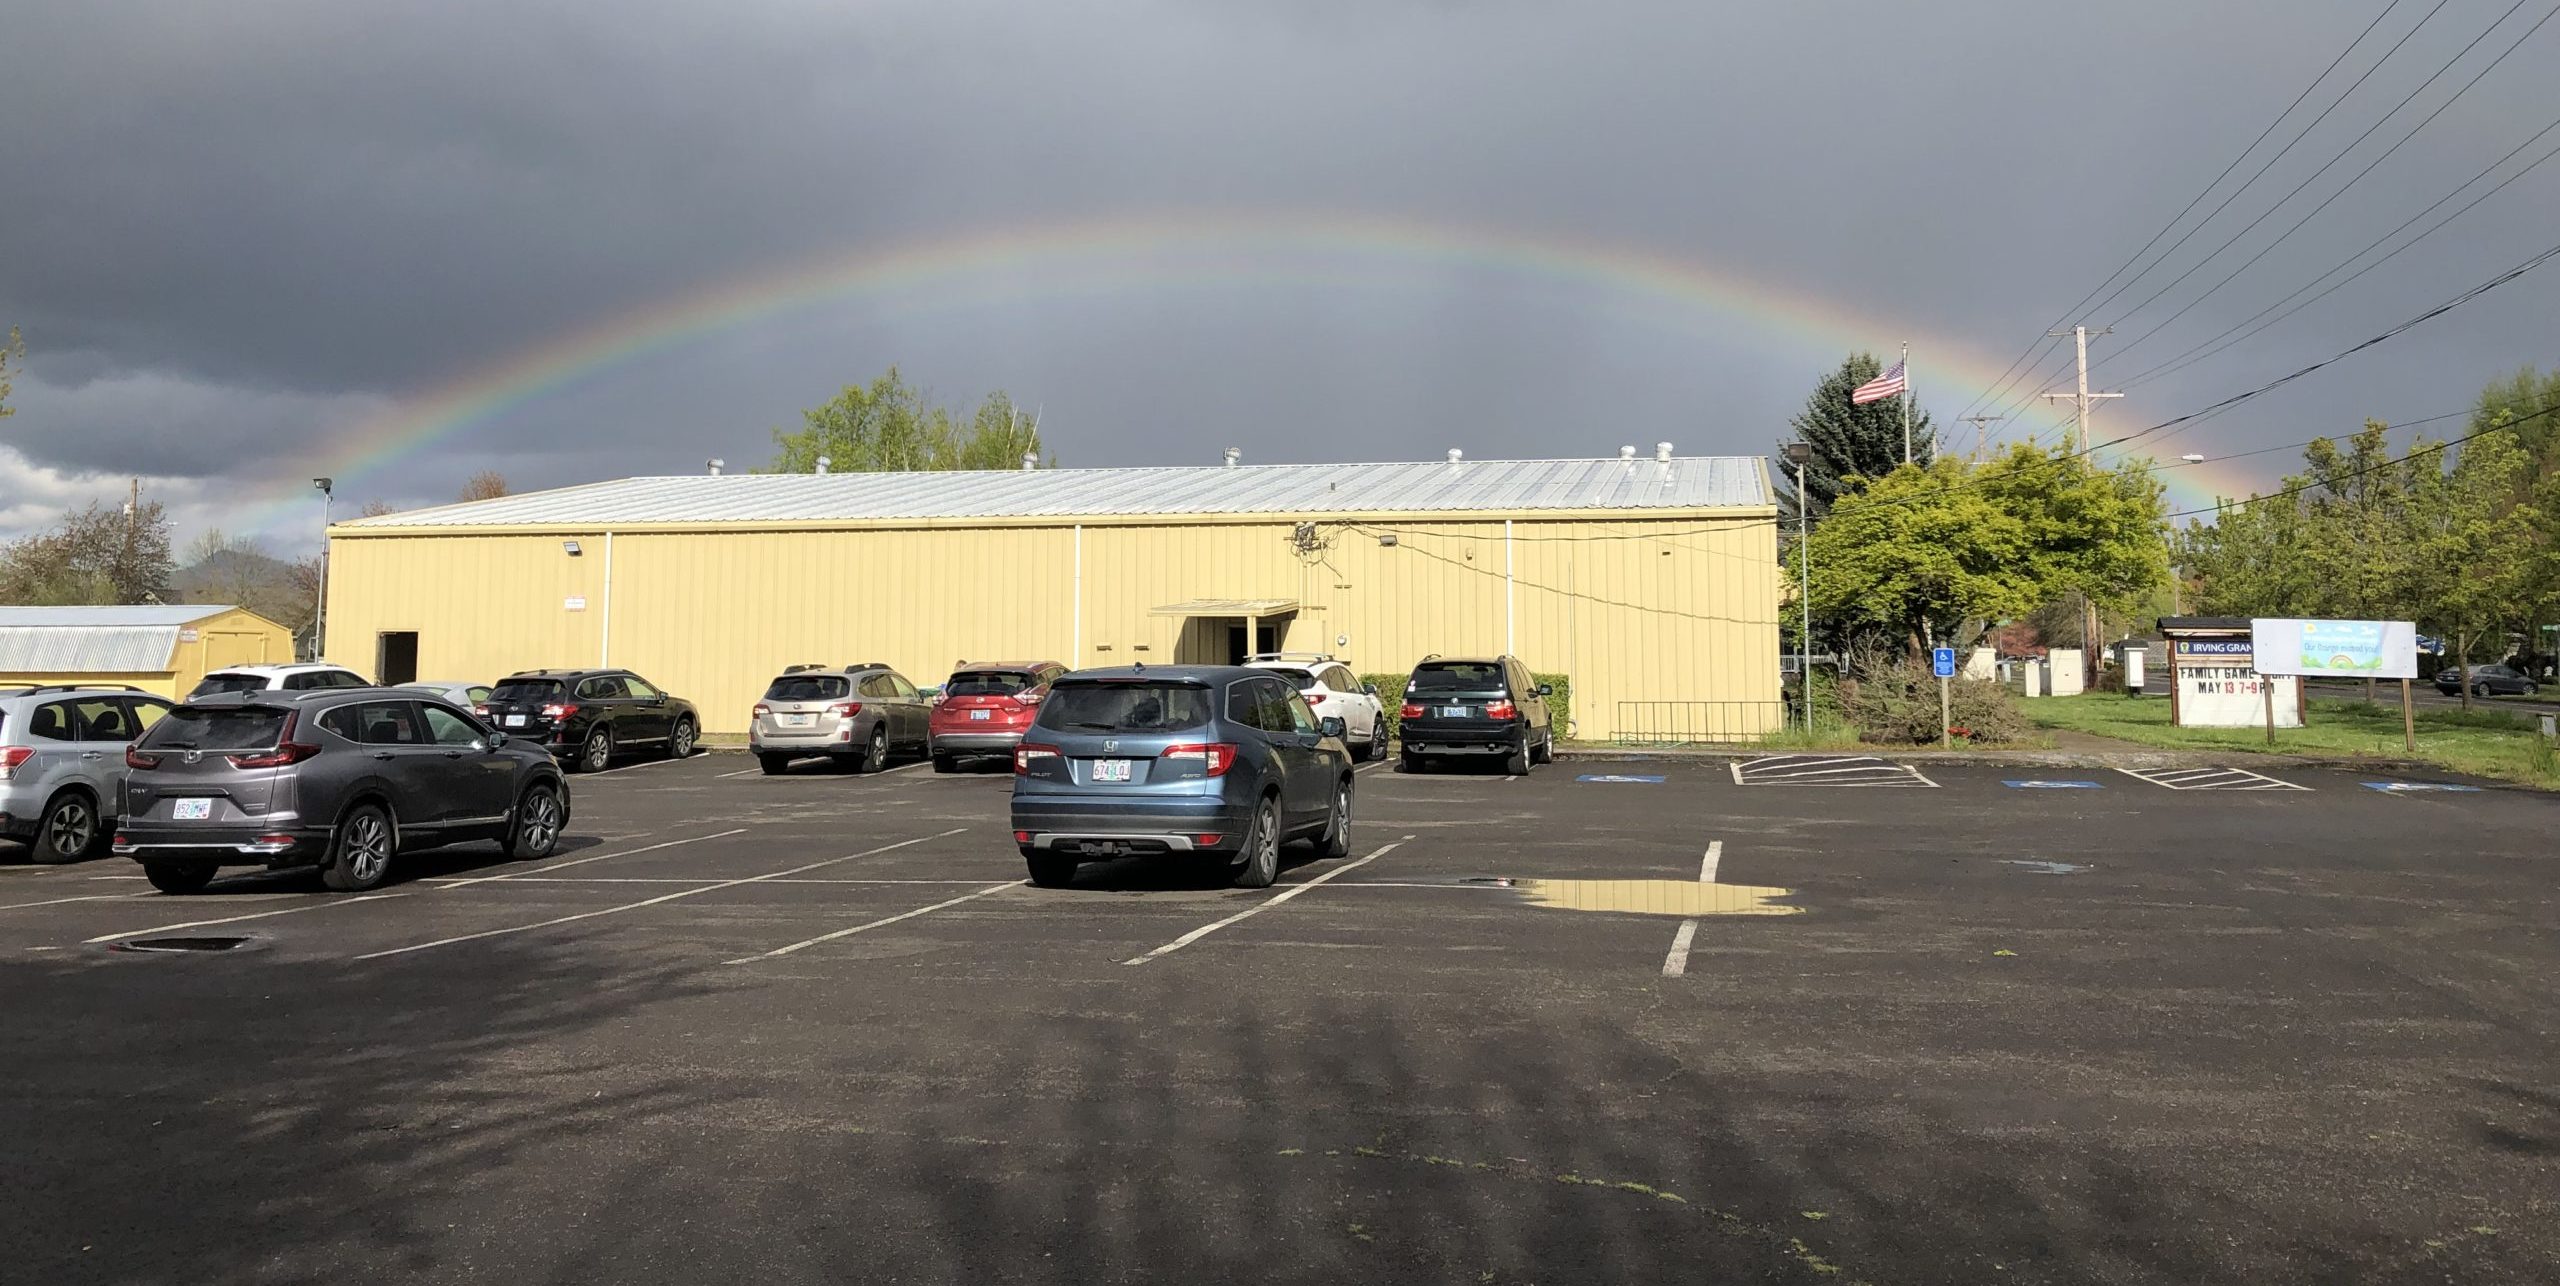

left=0, top=605, right=237, bottom=673
left=339, top=455, right=1773, bottom=530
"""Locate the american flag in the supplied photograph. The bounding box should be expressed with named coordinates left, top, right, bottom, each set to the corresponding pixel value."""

left=1850, top=360, right=1907, bottom=405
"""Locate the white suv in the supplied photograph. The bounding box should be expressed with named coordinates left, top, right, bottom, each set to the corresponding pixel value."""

left=1244, top=654, right=1387, bottom=760
left=187, top=663, right=372, bottom=699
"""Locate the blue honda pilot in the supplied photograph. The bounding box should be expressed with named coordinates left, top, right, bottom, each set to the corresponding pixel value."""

left=1010, top=665, right=1354, bottom=889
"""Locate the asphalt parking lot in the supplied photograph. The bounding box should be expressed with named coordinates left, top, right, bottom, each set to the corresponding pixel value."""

left=4, top=751, right=2556, bottom=1284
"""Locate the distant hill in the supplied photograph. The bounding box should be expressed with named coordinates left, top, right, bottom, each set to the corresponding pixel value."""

left=172, top=546, right=313, bottom=633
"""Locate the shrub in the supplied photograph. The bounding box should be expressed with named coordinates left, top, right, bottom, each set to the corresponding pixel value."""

left=1841, top=655, right=2028, bottom=745
left=1363, top=671, right=1572, bottom=741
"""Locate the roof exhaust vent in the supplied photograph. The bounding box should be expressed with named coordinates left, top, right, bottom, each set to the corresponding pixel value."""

left=1655, top=442, right=1673, bottom=463
left=707, top=458, right=725, bottom=476
left=1619, top=445, right=1636, bottom=462
left=814, top=455, right=831, bottom=475
left=1021, top=452, right=1038, bottom=471
left=1446, top=448, right=1464, bottom=464
left=1223, top=447, right=1241, bottom=468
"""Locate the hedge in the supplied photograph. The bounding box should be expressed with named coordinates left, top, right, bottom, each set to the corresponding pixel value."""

left=1361, top=672, right=1573, bottom=742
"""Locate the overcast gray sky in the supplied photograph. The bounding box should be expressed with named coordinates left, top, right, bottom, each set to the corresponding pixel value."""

left=4, top=0, right=2555, bottom=546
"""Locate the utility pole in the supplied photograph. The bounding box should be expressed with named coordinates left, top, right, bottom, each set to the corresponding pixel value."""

left=2041, top=326, right=2124, bottom=686
left=1958, top=414, right=2002, bottom=463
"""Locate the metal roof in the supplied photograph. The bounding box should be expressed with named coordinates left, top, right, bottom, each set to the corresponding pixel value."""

left=1151, top=598, right=1300, bottom=617
left=0, top=606, right=238, bottom=674
left=338, top=456, right=1772, bottom=530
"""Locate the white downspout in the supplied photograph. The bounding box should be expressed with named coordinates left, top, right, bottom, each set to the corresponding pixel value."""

left=1072, top=524, right=1083, bottom=667
left=1504, top=519, right=1516, bottom=654
left=599, top=530, right=614, bottom=666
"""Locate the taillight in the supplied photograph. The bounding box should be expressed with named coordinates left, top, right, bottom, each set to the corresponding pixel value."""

left=1486, top=700, right=1519, bottom=721
left=1399, top=701, right=1424, bottom=720
left=124, top=747, right=162, bottom=770
left=0, top=746, right=33, bottom=779
left=1307, top=693, right=1329, bottom=705
left=1163, top=743, right=1238, bottom=776
left=829, top=702, right=863, bottom=718
left=1018, top=688, right=1046, bottom=706
left=752, top=703, right=772, bottom=717
left=227, top=712, right=320, bottom=769
left=1015, top=743, right=1060, bottom=774
left=541, top=702, right=579, bottom=720
left=471, top=704, right=488, bottom=718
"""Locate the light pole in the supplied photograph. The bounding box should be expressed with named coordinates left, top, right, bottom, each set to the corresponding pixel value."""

left=1785, top=442, right=1814, bottom=731
left=312, top=478, right=333, bottom=660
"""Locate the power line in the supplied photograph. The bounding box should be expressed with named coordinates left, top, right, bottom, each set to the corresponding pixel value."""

left=2164, top=399, right=2560, bottom=520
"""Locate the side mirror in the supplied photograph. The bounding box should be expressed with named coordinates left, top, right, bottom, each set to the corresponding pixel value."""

left=1318, top=716, right=1347, bottom=739
left=1535, top=684, right=1555, bottom=697
left=1363, top=683, right=1378, bottom=696
left=481, top=732, right=511, bottom=751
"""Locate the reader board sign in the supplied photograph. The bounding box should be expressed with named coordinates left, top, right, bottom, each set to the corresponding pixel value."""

left=2249, top=618, right=2418, bottom=679
left=2170, top=638, right=2301, bottom=728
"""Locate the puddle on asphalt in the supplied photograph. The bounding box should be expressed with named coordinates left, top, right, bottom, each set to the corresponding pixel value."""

left=1999, top=860, right=2089, bottom=875
left=1511, top=879, right=1802, bottom=918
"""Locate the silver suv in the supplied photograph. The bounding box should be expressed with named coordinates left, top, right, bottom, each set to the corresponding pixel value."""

left=116, top=688, right=571, bottom=894
left=750, top=663, right=930, bottom=775
left=0, top=685, right=176, bottom=863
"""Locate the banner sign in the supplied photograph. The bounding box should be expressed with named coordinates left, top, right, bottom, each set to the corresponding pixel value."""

left=2249, top=619, right=2418, bottom=679
left=2173, top=639, right=2255, bottom=657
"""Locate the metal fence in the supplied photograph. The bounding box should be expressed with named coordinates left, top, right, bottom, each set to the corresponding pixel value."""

left=1613, top=701, right=1786, bottom=745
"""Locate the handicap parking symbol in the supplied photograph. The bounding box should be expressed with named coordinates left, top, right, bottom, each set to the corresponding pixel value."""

left=1576, top=774, right=1666, bottom=784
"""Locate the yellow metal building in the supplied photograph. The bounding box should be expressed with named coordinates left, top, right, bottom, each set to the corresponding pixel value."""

left=324, top=453, right=1783, bottom=741
left=0, top=605, right=297, bottom=697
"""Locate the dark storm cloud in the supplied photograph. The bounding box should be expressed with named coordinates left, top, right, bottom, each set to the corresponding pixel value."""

left=3, top=0, right=2556, bottom=534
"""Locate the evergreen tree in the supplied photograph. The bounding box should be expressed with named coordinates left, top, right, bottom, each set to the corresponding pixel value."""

left=1776, top=352, right=1935, bottom=519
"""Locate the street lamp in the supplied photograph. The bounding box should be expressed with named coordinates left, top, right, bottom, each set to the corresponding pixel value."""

left=312, top=478, right=333, bottom=660
left=1783, top=442, right=1813, bottom=731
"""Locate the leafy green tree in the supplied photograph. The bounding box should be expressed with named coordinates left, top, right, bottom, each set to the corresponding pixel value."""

left=1777, top=352, right=1935, bottom=519
left=0, top=499, right=173, bottom=605
left=1796, top=458, right=2034, bottom=651
left=766, top=367, right=1048, bottom=474
left=2405, top=426, right=2544, bottom=707
left=0, top=326, right=21, bottom=425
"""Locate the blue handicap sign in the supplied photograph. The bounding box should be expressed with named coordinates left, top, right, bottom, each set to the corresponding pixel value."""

left=1932, top=647, right=1957, bottom=678
left=2361, top=781, right=2484, bottom=793
left=2003, top=780, right=2102, bottom=789
left=1576, top=774, right=1666, bottom=784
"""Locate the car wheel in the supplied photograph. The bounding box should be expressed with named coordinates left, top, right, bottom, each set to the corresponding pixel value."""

left=320, top=803, right=396, bottom=893
left=1318, top=778, right=1352, bottom=860
left=1530, top=733, right=1555, bottom=765
left=505, top=784, right=564, bottom=860
left=863, top=725, right=890, bottom=772
left=36, top=791, right=105, bottom=864
left=1025, top=853, right=1078, bottom=887
left=143, top=858, right=217, bottom=895
left=667, top=717, right=697, bottom=760
left=1231, top=796, right=1281, bottom=889
left=578, top=726, right=613, bottom=773
left=757, top=753, right=791, bottom=776
left=1505, top=736, right=1532, bottom=776
left=932, top=753, right=957, bottom=774
left=2474, top=682, right=2491, bottom=698
left=2525, top=682, right=2541, bottom=697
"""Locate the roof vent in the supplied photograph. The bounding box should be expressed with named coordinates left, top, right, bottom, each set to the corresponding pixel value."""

left=1446, top=448, right=1464, bottom=464
left=1021, top=452, right=1038, bottom=471
left=1655, top=442, right=1673, bottom=463
left=1619, top=445, right=1636, bottom=462
left=707, top=458, right=725, bottom=476
left=1223, top=447, right=1241, bottom=468
left=814, top=455, right=831, bottom=475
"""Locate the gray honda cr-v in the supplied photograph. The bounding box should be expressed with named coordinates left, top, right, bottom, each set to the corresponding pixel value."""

left=116, top=689, right=571, bottom=894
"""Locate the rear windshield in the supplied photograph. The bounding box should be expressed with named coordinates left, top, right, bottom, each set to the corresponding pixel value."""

left=1036, top=682, right=1213, bottom=733
left=491, top=678, right=567, bottom=701
left=1409, top=662, right=1505, bottom=692
left=944, top=671, right=1036, bottom=697
left=190, top=673, right=271, bottom=697
left=1260, top=668, right=1316, bottom=689
left=142, top=706, right=289, bottom=751
left=765, top=674, right=851, bottom=701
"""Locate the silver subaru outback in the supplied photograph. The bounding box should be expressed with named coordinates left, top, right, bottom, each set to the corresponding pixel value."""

left=0, top=685, right=177, bottom=863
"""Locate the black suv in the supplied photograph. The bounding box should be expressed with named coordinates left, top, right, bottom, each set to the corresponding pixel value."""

left=482, top=669, right=700, bottom=772
left=1396, top=655, right=1555, bottom=774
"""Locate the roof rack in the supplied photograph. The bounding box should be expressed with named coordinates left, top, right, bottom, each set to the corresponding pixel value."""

left=1245, top=651, right=1333, bottom=664
left=21, top=682, right=149, bottom=694
left=783, top=663, right=829, bottom=673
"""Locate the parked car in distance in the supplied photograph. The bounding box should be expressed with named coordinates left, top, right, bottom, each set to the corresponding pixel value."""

left=751, top=663, right=930, bottom=775
left=399, top=681, right=495, bottom=716
left=0, top=685, right=175, bottom=862
left=187, top=662, right=370, bottom=699
left=929, top=661, right=1068, bottom=772
left=1244, top=653, right=1387, bottom=760
left=1396, top=655, right=1555, bottom=775
left=1010, top=665, right=1353, bottom=890
left=115, top=689, right=569, bottom=894
left=2433, top=663, right=2540, bottom=697
left=482, top=669, right=700, bottom=772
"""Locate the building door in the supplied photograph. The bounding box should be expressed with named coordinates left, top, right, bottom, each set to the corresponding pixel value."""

left=1224, top=623, right=1279, bottom=665
left=377, top=631, right=419, bottom=686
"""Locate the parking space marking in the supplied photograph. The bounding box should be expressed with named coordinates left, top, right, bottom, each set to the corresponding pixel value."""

left=2003, top=780, right=2103, bottom=790
left=724, top=881, right=1019, bottom=964
left=86, top=891, right=414, bottom=944
left=1123, top=837, right=1413, bottom=965
left=583, top=753, right=717, bottom=777
left=418, top=876, right=1006, bottom=886
left=433, top=829, right=750, bottom=891
left=1, top=891, right=150, bottom=912
left=1663, top=840, right=1722, bottom=978
left=1735, top=755, right=1938, bottom=788
left=1698, top=840, right=1722, bottom=883
left=2362, top=781, right=2486, bottom=793
left=716, top=767, right=761, bottom=779
left=353, top=829, right=965, bottom=960
left=2114, top=766, right=2308, bottom=791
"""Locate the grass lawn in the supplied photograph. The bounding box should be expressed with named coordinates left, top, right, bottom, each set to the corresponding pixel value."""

left=2025, top=692, right=2560, bottom=788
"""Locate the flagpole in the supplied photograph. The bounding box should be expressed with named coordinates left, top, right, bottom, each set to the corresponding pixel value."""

left=1894, top=338, right=1914, bottom=463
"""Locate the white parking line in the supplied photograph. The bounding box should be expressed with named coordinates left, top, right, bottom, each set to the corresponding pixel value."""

left=2113, top=766, right=2308, bottom=791
left=353, top=829, right=963, bottom=960
left=86, top=891, right=414, bottom=944
left=583, top=753, right=712, bottom=777
left=417, top=876, right=1004, bottom=886
left=1729, top=761, right=1744, bottom=786
left=716, top=767, right=761, bottom=779
left=1123, top=837, right=1412, bottom=965
left=1735, top=756, right=1937, bottom=787
left=1, top=891, right=148, bottom=912
left=1663, top=840, right=1722, bottom=977
left=1698, top=840, right=1722, bottom=883
left=433, top=829, right=749, bottom=890
left=724, top=881, right=1018, bottom=964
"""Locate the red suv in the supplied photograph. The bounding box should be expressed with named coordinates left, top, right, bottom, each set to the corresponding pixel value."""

left=929, top=661, right=1068, bottom=772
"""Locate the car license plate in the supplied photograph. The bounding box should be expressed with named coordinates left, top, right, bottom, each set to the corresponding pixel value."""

left=504, top=714, right=527, bottom=728
left=969, top=708, right=992, bottom=721
left=1092, top=759, right=1132, bottom=782
left=172, top=798, right=214, bottom=821
left=780, top=713, right=814, bottom=728
left=1442, top=706, right=1472, bottom=718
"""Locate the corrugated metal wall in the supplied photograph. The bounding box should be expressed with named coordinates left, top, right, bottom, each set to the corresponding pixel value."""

left=326, top=513, right=1779, bottom=740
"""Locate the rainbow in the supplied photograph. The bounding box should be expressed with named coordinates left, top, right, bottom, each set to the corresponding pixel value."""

left=249, top=211, right=2252, bottom=532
